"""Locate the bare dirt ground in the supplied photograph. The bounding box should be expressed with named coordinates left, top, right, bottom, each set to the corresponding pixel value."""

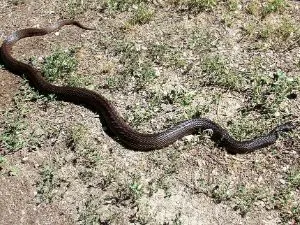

left=0, top=0, right=299, bottom=224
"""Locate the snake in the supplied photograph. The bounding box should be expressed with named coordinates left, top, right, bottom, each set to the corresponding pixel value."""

left=0, top=20, right=296, bottom=154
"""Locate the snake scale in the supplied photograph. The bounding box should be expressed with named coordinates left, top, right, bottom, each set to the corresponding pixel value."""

left=0, top=20, right=296, bottom=153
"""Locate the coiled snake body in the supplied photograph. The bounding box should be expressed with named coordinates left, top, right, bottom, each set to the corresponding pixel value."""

left=0, top=20, right=295, bottom=153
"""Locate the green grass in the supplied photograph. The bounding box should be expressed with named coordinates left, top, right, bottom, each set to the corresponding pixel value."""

left=42, top=49, right=78, bottom=82
left=276, top=18, right=299, bottom=41
left=65, top=0, right=87, bottom=18
left=77, top=197, right=102, bottom=224
left=129, top=181, right=143, bottom=198
left=42, top=49, right=94, bottom=88
left=226, top=0, right=239, bottom=11
left=106, top=41, right=159, bottom=90
left=107, top=0, right=147, bottom=12
left=3, top=1, right=297, bottom=223
left=201, top=55, right=245, bottom=91
left=36, top=165, right=58, bottom=204
left=249, top=70, right=299, bottom=116
left=128, top=3, right=154, bottom=25
left=0, top=85, right=35, bottom=152
left=246, top=0, right=261, bottom=16
left=263, top=0, right=287, bottom=17
left=0, top=81, right=54, bottom=152
left=233, top=186, right=267, bottom=217
left=0, top=109, right=28, bottom=151
left=66, top=124, right=102, bottom=167
left=148, top=43, right=187, bottom=68
left=246, top=0, right=288, bottom=18
left=185, top=0, right=217, bottom=12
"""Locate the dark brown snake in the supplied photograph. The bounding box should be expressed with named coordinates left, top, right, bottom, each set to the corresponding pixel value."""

left=0, top=20, right=296, bottom=154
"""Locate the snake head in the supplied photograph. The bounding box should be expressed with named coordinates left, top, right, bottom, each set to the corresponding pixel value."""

left=272, top=121, right=298, bottom=134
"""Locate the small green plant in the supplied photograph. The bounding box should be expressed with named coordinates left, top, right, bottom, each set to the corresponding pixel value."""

left=0, top=156, right=6, bottom=164
left=42, top=49, right=94, bottom=88
left=42, top=49, right=78, bottom=82
left=129, top=4, right=154, bottom=25
left=233, top=186, right=266, bottom=217
left=228, top=116, right=271, bottom=140
left=36, top=165, right=58, bottom=204
left=258, top=23, right=273, bottom=40
left=77, top=197, right=102, bottom=224
left=0, top=81, right=51, bottom=152
left=276, top=18, right=298, bottom=41
left=107, top=0, right=147, bottom=12
left=66, top=0, right=87, bottom=17
left=0, top=109, right=28, bottom=151
left=263, top=0, right=287, bottom=17
left=246, top=0, right=261, bottom=16
left=134, top=63, right=157, bottom=85
left=226, top=0, right=239, bottom=11
left=147, top=43, right=187, bottom=68
left=201, top=55, right=245, bottom=90
left=129, top=182, right=143, bottom=198
left=211, top=184, right=231, bottom=203
left=288, top=169, right=300, bottom=188
left=172, top=213, right=183, bottom=225
left=186, top=0, right=217, bottom=12
left=189, top=29, right=215, bottom=52
left=273, top=187, right=299, bottom=223
left=250, top=70, right=299, bottom=115
left=110, top=41, right=159, bottom=90
left=161, top=88, right=196, bottom=106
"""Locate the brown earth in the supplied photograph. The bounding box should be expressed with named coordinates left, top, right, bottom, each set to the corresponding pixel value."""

left=0, top=1, right=299, bottom=225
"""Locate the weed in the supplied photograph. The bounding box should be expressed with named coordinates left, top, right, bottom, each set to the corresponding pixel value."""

left=211, top=183, right=231, bottom=203
left=36, top=165, right=58, bottom=204
left=250, top=70, right=299, bottom=116
left=172, top=212, right=183, bottom=225
left=161, top=88, right=196, bottom=106
left=228, top=115, right=268, bottom=140
left=233, top=186, right=266, bottom=217
left=273, top=188, right=299, bottom=223
left=288, top=169, right=300, bottom=188
left=0, top=156, right=6, bottom=164
left=0, top=81, right=51, bottom=152
left=226, top=0, right=239, bottom=11
left=77, top=197, right=102, bottom=224
left=246, top=0, right=261, bottom=16
left=108, top=41, right=158, bottom=90
left=42, top=49, right=77, bottom=82
left=42, top=49, right=95, bottom=88
left=257, top=23, right=273, bottom=40
left=107, top=0, right=147, bottom=12
left=129, top=3, right=154, bottom=25
left=129, top=182, right=143, bottom=198
left=263, top=0, right=287, bottom=17
left=201, top=55, right=245, bottom=91
left=127, top=105, right=156, bottom=126
left=147, top=43, right=187, bottom=68
left=276, top=18, right=298, bottom=41
left=134, top=63, right=157, bottom=86
left=186, top=0, right=217, bottom=12
left=0, top=110, right=28, bottom=151
left=65, top=0, right=86, bottom=18
left=66, top=124, right=102, bottom=167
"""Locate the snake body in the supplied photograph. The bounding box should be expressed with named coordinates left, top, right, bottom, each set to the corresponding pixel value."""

left=0, top=20, right=295, bottom=153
